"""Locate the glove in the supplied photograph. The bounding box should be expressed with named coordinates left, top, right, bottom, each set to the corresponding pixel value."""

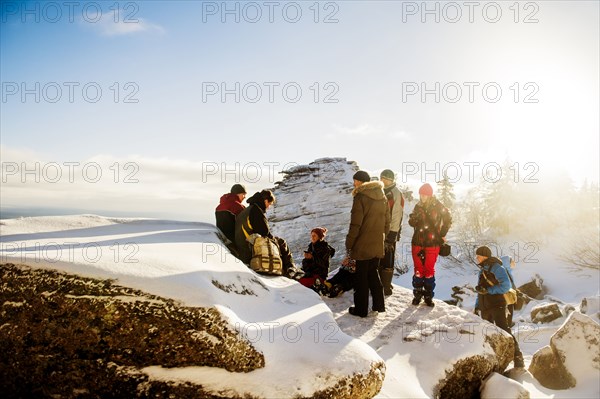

left=384, top=241, right=395, bottom=253
left=473, top=308, right=480, bottom=316
left=386, top=231, right=398, bottom=242
left=475, top=285, right=488, bottom=295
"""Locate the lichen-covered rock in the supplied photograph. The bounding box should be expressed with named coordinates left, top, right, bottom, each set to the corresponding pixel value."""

left=531, top=302, right=562, bottom=324
left=528, top=345, right=574, bottom=389
left=0, top=263, right=264, bottom=398
left=308, top=362, right=386, bottom=399
left=529, top=311, right=600, bottom=390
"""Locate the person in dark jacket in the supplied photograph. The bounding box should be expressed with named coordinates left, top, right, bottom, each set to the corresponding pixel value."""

left=215, top=184, right=247, bottom=244
left=299, top=227, right=335, bottom=291
left=234, top=190, right=299, bottom=277
left=345, top=170, right=391, bottom=317
left=474, top=246, right=525, bottom=368
left=325, top=257, right=356, bottom=298
left=408, top=183, right=452, bottom=307
left=379, top=169, right=404, bottom=296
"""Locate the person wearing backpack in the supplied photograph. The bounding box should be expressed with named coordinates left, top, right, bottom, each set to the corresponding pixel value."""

left=234, top=190, right=300, bottom=278
left=474, top=246, right=525, bottom=368
left=299, top=227, right=335, bottom=292
left=345, top=170, right=390, bottom=317
left=379, top=169, right=404, bottom=296
left=215, top=184, right=247, bottom=244
left=500, top=255, right=517, bottom=327
left=408, top=183, right=452, bottom=307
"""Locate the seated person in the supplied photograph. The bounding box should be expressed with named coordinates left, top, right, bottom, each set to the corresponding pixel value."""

left=299, top=227, right=335, bottom=292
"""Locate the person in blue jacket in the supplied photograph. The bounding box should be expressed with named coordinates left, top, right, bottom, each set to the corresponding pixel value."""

left=500, top=255, right=517, bottom=327
left=474, top=246, right=524, bottom=368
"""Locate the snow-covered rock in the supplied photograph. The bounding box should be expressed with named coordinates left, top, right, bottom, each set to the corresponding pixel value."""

left=531, top=302, right=563, bottom=324
left=580, top=295, right=600, bottom=319
left=0, top=215, right=384, bottom=399
left=269, top=157, right=358, bottom=267
left=324, top=285, right=515, bottom=399
left=529, top=311, right=600, bottom=391
left=480, top=372, right=530, bottom=399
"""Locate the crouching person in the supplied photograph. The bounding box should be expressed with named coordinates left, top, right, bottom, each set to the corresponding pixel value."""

left=235, top=190, right=300, bottom=278
left=474, top=246, right=525, bottom=368
left=299, top=227, right=335, bottom=292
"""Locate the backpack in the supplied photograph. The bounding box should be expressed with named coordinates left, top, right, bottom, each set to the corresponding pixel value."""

left=248, top=234, right=283, bottom=276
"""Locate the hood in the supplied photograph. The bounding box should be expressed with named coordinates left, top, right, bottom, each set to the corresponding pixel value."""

left=246, top=192, right=267, bottom=211
left=219, top=193, right=240, bottom=205
left=352, top=181, right=385, bottom=200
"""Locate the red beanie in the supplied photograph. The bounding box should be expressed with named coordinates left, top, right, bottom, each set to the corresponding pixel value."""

left=419, top=183, right=433, bottom=196
left=311, top=227, right=328, bottom=240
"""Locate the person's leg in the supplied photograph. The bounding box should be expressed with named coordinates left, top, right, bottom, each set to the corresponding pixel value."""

left=507, top=304, right=515, bottom=327
left=411, top=246, right=425, bottom=304
left=350, top=260, right=369, bottom=317
left=369, top=258, right=385, bottom=312
left=492, top=306, right=525, bottom=368
left=275, top=237, right=294, bottom=272
left=422, top=246, right=440, bottom=306
left=298, top=276, right=317, bottom=288
left=379, top=243, right=395, bottom=296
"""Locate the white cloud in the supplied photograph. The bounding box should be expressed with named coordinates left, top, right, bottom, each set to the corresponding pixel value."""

left=83, top=10, right=165, bottom=37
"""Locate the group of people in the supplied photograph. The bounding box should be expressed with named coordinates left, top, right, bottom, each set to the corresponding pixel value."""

left=215, top=168, right=524, bottom=368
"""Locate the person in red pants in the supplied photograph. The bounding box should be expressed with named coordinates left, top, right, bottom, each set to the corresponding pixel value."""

left=408, top=183, right=452, bottom=307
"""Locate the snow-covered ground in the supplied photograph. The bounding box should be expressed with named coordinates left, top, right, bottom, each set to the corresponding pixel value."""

left=1, top=215, right=599, bottom=398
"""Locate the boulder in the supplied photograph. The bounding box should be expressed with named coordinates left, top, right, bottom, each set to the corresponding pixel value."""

left=529, top=311, right=600, bottom=389
left=531, top=302, right=563, bottom=324
left=528, top=345, right=574, bottom=389
left=517, top=274, right=545, bottom=299
left=581, top=296, right=600, bottom=318
left=0, top=264, right=264, bottom=398
left=480, top=372, right=530, bottom=399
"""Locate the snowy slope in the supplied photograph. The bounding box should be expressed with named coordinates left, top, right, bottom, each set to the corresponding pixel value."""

left=0, top=215, right=382, bottom=398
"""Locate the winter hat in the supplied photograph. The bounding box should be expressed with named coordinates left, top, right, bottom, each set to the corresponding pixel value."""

left=418, top=183, right=433, bottom=196
left=353, top=170, right=371, bottom=183
left=311, top=227, right=328, bottom=240
left=380, top=169, right=395, bottom=182
left=476, top=246, right=492, bottom=258
left=230, top=184, right=247, bottom=195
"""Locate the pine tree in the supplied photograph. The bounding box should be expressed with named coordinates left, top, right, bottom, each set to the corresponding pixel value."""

left=437, top=171, right=456, bottom=209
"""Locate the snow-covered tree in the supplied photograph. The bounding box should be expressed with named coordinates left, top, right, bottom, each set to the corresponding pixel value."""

left=437, top=171, right=456, bottom=209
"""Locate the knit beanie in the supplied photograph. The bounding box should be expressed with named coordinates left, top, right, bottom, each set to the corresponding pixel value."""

left=476, top=246, right=492, bottom=258
left=230, top=184, right=247, bottom=195
left=418, top=183, right=433, bottom=196
left=380, top=169, right=395, bottom=182
left=311, top=227, right=328, bottom=240
left=353, top=170, right=371, bottom=183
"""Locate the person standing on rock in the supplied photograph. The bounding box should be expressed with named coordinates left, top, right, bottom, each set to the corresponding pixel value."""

left=345, top=170, right=390, bottom=317
left=379, top=169, right=404, bottom=296
left=215, top=184, right=247, bottom=244
left=408, top=183, right=452, bottom=307
left=474, top=246, right=525, bottom=368
left=235, top=190, right=300, bottom=278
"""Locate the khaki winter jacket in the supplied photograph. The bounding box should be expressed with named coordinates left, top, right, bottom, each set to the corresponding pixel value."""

left=345, top=181, right=391, bottom=260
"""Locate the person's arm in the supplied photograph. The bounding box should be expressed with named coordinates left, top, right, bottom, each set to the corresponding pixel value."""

left=487, top=264, right=511, bottom=294
left=439, top=204, right=452, bottom=238
left=346, top=196, right=364, bottom=256
left=389, top=189, right=403, bottom=235
left=408, top=204, right=421, bottom=228
left=249, top=206, right=272, bottom=238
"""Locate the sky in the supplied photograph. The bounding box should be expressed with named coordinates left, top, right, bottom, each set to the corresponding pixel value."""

left=1, top=0, right=599, bottom=222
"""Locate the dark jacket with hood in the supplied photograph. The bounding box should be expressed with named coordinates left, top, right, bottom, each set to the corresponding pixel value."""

left=234, top=192, right=272, bottom=264
left=302, top=240, right=336, bottom=280
left=215, top=193, right=245, bottom=242
left=345, top=181, right=391, bottom=261
left=408, top=196, right=452, bottom=247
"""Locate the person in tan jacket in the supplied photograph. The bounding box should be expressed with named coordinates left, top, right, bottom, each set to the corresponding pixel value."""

left=345, top=170, right=391, bottom=317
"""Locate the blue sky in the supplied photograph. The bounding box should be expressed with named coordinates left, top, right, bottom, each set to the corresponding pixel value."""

left=1, top=0, right=599, bottom=220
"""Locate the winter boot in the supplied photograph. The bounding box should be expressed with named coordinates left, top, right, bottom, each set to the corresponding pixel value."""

left=423, top=277, right=436, bottom=307
left=412, top=275, right=425, bottom=305
left=328, top=284, right=344, bottom=298
left=379, top=268, right=394, bottom=296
